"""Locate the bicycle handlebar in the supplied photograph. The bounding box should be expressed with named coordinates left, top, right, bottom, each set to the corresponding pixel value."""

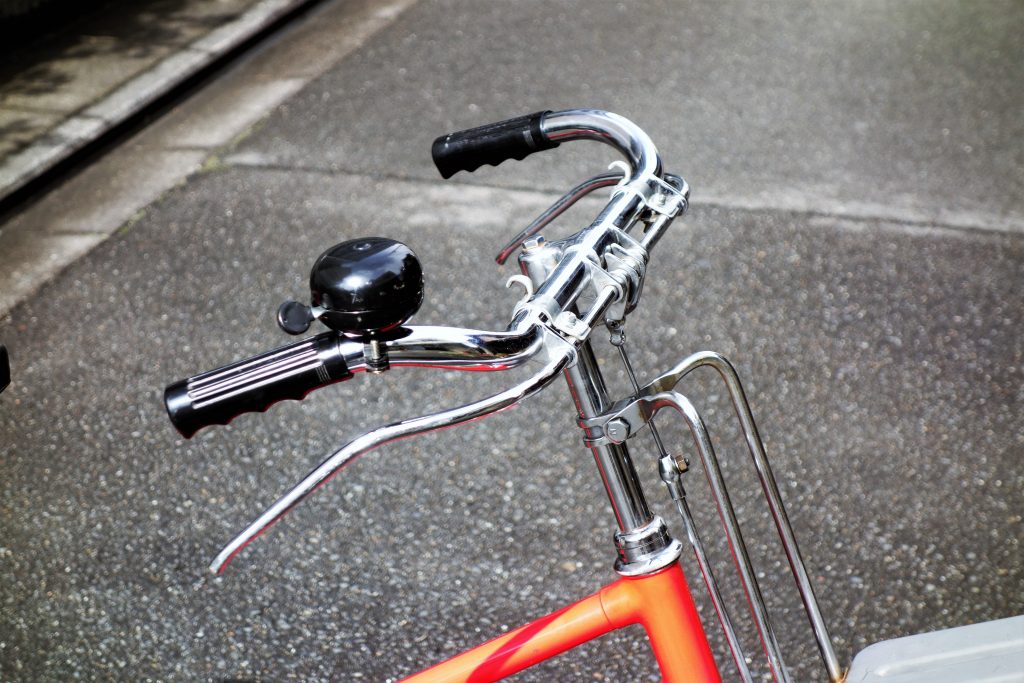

left=432, top=109, right=662, bottom=184
left=162, top=110, right=849, bottom=683
left=166, top=108, right=689, bottom=570
left=164, top=326, right=549, bottom=438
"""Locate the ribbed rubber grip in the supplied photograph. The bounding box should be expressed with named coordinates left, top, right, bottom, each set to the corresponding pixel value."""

left=431, top=111, right=559, bottom=179
left=165, top=332, right=354, bottom=438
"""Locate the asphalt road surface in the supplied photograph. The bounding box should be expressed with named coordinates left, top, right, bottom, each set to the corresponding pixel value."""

left=1, top=1, right=1021, bottom=681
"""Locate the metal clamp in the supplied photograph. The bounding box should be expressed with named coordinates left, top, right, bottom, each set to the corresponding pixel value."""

left=565, top=243, right=627, bottom=301
left=611, top=171, right=688, bottom=219
left=553, top=311, right=590, bottom=341
left=566, top=231, right=648, bottom=325
left=579, top=415, right=632, bottom=447
left=644, top=173, right=688, bottom=217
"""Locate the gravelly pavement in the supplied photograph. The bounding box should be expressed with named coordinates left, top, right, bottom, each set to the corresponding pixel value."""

left=1, top=169, right=1021, bottom=681
left=1, top=0, right=1022, bottom=681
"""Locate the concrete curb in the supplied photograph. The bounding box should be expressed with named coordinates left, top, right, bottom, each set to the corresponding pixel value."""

left=0, top=0, right=320, bottom=204
left=0, top=0, right=418, bottom=320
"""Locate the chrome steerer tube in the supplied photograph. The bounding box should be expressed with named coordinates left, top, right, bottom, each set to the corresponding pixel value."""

left=565, top=340, right=652, bottom=533
left=210, top=326, right=575, bottom=573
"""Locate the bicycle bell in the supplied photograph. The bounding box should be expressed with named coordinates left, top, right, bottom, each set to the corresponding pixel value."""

left=277, top=237, right=424, bottom=339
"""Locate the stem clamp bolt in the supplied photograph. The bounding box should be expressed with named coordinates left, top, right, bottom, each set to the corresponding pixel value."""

left=605, top=418, right=630, bottom=444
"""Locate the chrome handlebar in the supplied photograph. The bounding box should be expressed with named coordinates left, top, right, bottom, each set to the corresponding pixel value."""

left=211, top=108, right=689, bottom=571
left=541, top=109, right=662, bottom=180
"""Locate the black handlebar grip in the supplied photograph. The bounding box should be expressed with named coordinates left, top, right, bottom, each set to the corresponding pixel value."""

left=165, top=332, right=354, bottom=439
left=431, top=111, right=559, bottom=179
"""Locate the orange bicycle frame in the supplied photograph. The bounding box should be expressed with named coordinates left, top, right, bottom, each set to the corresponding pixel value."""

left=400, top=563, right=721, bottom=683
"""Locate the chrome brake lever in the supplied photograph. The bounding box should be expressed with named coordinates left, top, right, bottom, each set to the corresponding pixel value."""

left=210, top=325, right=574, bottom=574
left=495, top=171, right=624, bottom=265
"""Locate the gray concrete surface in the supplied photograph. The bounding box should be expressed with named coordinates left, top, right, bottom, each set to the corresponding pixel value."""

left=231, top=0, right=1024, bottom=233
left=1, top=0, right=1022, bottom=681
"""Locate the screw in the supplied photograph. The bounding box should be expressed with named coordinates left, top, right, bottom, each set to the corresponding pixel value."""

left=364, top=339, right=389, bottom=374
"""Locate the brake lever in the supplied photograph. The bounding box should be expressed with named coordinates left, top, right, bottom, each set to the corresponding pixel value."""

left=495, top=171, right=623, bottom=265
left=210, top=325, right=575, bottom=573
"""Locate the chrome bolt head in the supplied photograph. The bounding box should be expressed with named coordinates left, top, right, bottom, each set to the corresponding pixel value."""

left=605, top=418, right=630, bottom=443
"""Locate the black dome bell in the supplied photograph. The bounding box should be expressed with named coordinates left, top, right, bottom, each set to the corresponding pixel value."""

left=309, top=237, right=423, bottom=338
